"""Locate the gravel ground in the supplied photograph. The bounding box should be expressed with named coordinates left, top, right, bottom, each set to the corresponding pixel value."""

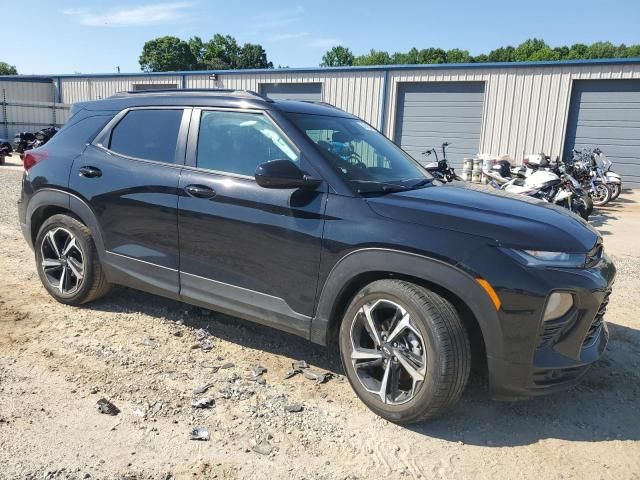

left=0, top=153, right=639, bottom=480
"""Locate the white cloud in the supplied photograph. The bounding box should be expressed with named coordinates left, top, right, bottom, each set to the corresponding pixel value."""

left=309, top=38, right=342, bottom=49
left=63, top=2, right=194, bottom=27
left=270, top=32, right=309, bottom=42
left=250, top=5, right=304, bottom=29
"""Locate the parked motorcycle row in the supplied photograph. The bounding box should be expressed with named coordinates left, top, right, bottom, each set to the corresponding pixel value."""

left=11, top=127, right=59, bottom=159
left=421, top=144, right=623, bottom=221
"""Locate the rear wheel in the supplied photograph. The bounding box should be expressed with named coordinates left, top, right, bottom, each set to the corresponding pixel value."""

left=35, top=214, right=111, bottom=305
left=339, top=279, right=471, bottom=423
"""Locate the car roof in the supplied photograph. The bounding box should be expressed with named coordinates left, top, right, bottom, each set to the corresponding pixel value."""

left=79, top=89, right=354, bottom=118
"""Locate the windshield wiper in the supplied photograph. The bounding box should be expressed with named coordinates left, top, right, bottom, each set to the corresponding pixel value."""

left=349, top=180, right=413, bottom=195
left=404, top=178, right=433, bottom=189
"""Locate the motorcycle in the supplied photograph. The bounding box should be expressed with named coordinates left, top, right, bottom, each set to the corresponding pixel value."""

left=484, top=157, right=590, bottom=220
left=567, top=148, right=619, bottom=206
left=421, top=142, right=460, bottom=183
left=13, top=127, right=58, bottom=159
left=593, top=149, right=622, bottom=201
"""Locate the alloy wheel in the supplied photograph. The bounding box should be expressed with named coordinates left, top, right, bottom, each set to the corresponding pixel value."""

left=40, top=227, right=85, bottom=295
left=349, top=299, right=427, bottom=405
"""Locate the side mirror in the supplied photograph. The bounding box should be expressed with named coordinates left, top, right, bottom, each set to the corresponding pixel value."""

left=254, top=159, right=321, bottom=190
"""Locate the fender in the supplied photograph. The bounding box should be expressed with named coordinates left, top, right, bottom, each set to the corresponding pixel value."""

left=25, top=187, right=107, bottom=259
left=310, top=248, right=504, bottom=360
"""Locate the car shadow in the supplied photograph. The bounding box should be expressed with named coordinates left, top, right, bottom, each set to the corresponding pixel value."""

left=589, top=190, right=636, bottom=233
left=86, top=288, right=639, bottom=447
left=87, top=286, right=343, bottom=373
left=408, top=321, right=640, bottom=446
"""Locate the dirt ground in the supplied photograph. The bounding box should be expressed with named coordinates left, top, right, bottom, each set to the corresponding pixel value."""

left=0, top=153, right=639, bottom=480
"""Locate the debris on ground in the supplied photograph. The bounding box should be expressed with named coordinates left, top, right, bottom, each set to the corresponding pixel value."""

left=284, top=360, right=333, bottom=384
left=96, top=398, right=120, bottom=416
left=189, top=427, right=210, bottom=441
left=200, top=364, right=220, bottom=372
left=141, top=336, right=158, bottom=348
left=221, top=362, right=234, bottom=369
left=247, top=365, right=267, bottom=384
left=147, top=401, right=163, bottom=417
left=193, top=383, right=214, bottom=395
left=191, top=398, right=215, bottom=409
left=284, top=403, right=303, bottom=413
left=251, top=440, right=273, bottom=456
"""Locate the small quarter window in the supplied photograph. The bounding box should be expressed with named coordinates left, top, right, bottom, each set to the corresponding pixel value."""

left=109, top=109, right=183, bottom=163
left=196, top=110, right=299, bottom=176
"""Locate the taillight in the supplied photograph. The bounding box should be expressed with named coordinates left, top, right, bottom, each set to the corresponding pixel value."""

left=23, top=150, right=48, bottom=171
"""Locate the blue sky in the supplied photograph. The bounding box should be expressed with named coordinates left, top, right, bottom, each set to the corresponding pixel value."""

left=4, top=0, right=640, bottom=75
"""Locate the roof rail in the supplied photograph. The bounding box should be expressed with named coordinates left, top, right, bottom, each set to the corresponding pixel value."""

left=110, top=88, right=272, bottom=101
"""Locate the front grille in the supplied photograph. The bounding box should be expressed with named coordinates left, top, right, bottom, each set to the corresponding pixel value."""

left=583, top=290, right=611, bottom=346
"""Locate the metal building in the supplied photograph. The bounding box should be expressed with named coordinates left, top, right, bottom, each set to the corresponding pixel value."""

left=2, top=58, right=640, bottom=185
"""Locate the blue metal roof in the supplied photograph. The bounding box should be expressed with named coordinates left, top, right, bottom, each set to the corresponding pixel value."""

left=1, top=57, right=640, bottom=80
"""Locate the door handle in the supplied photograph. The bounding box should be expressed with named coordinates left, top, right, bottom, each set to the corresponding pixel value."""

left=185, top=184, right=216, bottom=199
left=78, top=166, right=102, bottom=178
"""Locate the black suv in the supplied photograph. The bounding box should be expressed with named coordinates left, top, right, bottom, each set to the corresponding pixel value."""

left=18, top=89, right=615, bottom=423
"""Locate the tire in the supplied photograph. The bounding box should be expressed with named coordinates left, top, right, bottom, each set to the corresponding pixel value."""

left=571, top=197, right=590, bottom=220
left=35, top=214, right=111, bottom=305
left=339, top=279, right=471, bottom=424
left=610, top=183, right=622, bottom=201
left=582, top=194, right=594, bottom=216
left=590, top=183, right=611, bottom=207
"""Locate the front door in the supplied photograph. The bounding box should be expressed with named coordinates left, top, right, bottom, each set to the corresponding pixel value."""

left=177, top=108, right=327, bottom=336
left=69, top=107, right=190, bottom=297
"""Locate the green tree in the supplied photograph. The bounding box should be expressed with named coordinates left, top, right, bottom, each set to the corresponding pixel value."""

left=417, top=48, right=447, bottom=64
left=188, top=36, right=205, bottom=69
left=567, top=43, right=589, bottom=59
left=354, top=49, right=392, bottom=66
left=139, top=36, right=196, bottom=72
left=238, top=43, right=273, bottom=69
left=487, top=46, right=515, bottom=62
left=513, top=38, right=549, bottom=61
left=587, top=41, right=618, bottom=59
left=202, top=34, right=240, bottom=69
left=391, top=48, right=419, bottom=64
left=446, top=49, right=472, bottom=63
left=0, top=62, right=17, bottom=75
left=320, top=46, right=355, bottom=67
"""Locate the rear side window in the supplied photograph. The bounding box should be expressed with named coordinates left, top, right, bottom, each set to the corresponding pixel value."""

left=109, top=109, right=183, bottom=163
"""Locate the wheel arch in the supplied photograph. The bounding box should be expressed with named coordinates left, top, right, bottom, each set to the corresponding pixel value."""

left=311, top=248, right=504, bottom=362
left=27, top=188, right=106, bottom=257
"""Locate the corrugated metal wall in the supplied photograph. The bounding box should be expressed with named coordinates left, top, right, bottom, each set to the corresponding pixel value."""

left=10, top=61, right=640, bottom=162
left=384, top=63, right=640, bottom=161
left=60, top=75, right=184, bottom=103
left=0, top=79, right=68, bottom=138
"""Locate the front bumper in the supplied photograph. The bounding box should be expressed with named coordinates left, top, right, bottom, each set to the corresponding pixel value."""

left=482, top=251, right=615, bottom=400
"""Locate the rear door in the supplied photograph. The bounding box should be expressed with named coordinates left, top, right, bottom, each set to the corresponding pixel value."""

left=177, top=108, right=327, bottom=336
left=69, top=107, right=190, bottom=297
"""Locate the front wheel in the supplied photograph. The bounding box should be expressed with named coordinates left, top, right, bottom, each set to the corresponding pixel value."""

left=35, top=214, right=111, bottom=305
left=590, top=183, right=611, bottom=207
left=610, top=183, right=622, bottom=201
left=339, top=280, right=471, bottom=424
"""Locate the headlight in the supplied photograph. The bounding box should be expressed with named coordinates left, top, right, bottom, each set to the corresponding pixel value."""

left=504, top=249, right=587, bottom=268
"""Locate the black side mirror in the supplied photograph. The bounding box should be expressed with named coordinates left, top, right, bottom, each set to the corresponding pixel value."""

left=254, top=159, right=321, bottom=190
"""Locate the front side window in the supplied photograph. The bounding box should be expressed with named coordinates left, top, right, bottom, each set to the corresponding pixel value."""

left=287, top=113, right=431, bottom=194
left=196, top=110, right=299, bottom=176
left=109, top=109, right=183, bottom=163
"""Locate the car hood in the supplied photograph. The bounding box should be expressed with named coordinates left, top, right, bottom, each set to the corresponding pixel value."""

left=366, top=183, right=600, bottom=252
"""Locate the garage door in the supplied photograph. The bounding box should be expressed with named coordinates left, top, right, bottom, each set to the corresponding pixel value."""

left=394, top=82, right=485, bottom=169
left=259, top=83, right=322, bottom=102
left=564, top=79, right=640, bottom=187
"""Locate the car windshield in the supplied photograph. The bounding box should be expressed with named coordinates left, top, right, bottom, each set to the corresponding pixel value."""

left=287, top=113, right=432, bottom=194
